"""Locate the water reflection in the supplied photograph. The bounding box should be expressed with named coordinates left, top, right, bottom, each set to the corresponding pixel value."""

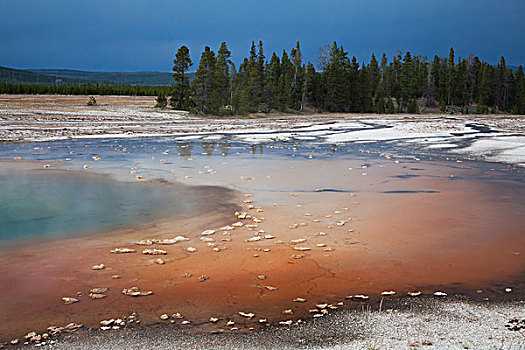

left=201, top=140, right=216, bottom=155
left=176, top=141, right=193, bottom=158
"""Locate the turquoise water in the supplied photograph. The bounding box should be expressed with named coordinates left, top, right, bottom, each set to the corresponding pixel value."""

left=0, top=171, right=187, bottom=241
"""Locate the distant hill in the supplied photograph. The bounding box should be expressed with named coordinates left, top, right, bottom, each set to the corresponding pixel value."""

left=0, top=66, right=88, bottom=85
left=28, top=69, right=176, bottom=86
left=1, top=66, right=196, bottom=86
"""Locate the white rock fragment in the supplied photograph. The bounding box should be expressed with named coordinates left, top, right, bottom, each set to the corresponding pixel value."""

left=239, top=312, right=255, bottom=319
left=62, top=297, right=79, bottom=305
left=142, top=249, right=168, bottom=255
left=186, top=247, right=197, bottom=253
left=156, top=236, right=189, bottom=244
left=293, top=247, right=311, bottom=251
left=197, top=275, right=209, bottom=282
left=100, top=319, right=114, bottom=327
left=110, top=248, right=136, bottom=254
left=290, top=238, right=306, bottom=245
left=201, top=230, right=216, bottom=236
left=122, top=287, right=153, bottom=297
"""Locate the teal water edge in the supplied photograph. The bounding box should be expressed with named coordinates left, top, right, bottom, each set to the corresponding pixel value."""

left=0, top=171, right=187, bottom=241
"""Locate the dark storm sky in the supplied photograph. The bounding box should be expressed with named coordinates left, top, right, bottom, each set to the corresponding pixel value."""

left=1, top=0, right=523, bottom=71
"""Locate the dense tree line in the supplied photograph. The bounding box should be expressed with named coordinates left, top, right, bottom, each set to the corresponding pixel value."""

left=166, top=41, right=524, bottom=115
left=0, top=82, right=168, bottom=96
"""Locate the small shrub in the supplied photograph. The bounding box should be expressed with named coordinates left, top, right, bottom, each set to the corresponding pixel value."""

left=87, top=96, right=97, bottom=106
left=155, top=94, right=167, bottom=108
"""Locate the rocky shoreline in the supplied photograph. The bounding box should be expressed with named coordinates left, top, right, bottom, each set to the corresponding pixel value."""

left=3, top=297, right=523, bottom=349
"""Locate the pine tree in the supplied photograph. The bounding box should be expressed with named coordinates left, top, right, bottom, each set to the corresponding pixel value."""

left=257, top=40, right=266, bottom=110
left=447, top=47, right=455, bottom=105
left=495, top=56, right=512, bottom=112
left=369, top=53, right=380, bottom=99
left=232, top=58, right=251, bottom=115
left=399, top=51, right=416, bottom=111
left=348, top=56, right=361, bottom=112
left=171, top=46, right=193, bottom=110
left=455, top=58, right=468, bottom=106
left=360, top=63, right=373, bottom=112
left=376, top=53, right=388, bottom=98
left=324, top=42, right=350, bottom=112
left=192, top=46, right=218, bottom=114
left=478, top=63, right=495, bottom=107
left=305, top=62, right=323, bottom=110
left=513, top=66, right=525, bottom=114
left=466, top=55, right=481, bottom=104
left=386, top=98, right=396, bottom=114
left=216, top=42, right=232, bottom=108
left=278, top=49, right=293, bottom=111
left=423, top=61, right=436, bottom=106
left=290, top=41, right=304, bottom=110
left=376, top=98, right=385, bottom=113
left=266, top=52, right=281, bottom=110
left=245, top=41, right=266, bottom=111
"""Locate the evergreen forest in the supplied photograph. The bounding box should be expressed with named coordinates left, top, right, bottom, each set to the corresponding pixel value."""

left=164, top=41, right=524, bottom=115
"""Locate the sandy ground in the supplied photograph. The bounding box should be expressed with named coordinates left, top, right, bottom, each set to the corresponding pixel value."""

left=45, top=298, right=525, bottom=350
left=4, top=298, right=524, bottom=349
